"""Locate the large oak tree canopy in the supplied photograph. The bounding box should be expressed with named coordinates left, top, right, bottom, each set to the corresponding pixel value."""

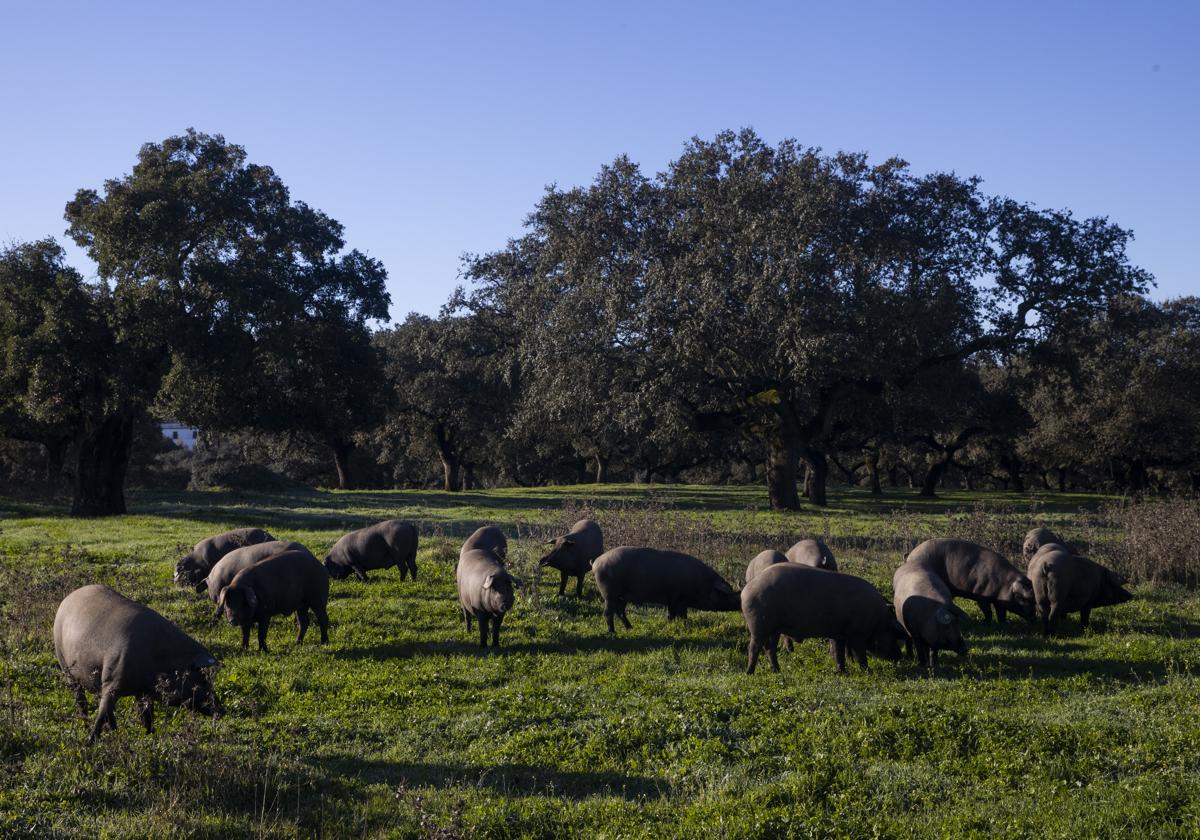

left=57, top=129, right=390, bottom=512
left=460, top=129, right=1151, bottom=508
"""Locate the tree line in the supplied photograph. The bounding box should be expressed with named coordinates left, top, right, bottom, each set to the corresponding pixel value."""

left=2, top=129, right=1195, bottom=515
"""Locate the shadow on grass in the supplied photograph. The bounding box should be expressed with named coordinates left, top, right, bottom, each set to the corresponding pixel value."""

left=314, top=755, right=668, bottom=801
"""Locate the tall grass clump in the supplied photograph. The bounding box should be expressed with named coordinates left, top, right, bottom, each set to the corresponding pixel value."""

left=1087, top=496, right=1200, bottom=586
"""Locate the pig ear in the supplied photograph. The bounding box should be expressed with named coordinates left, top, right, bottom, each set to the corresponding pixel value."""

left=948, top=602, right=971, bottom=621
left=483, top=574, right=495, bottom=590
left=216, top=588, right=228, bottom=609
left=890, top=618, right=908, bottom=638
left=562, top=538, right=575, bottom=546
left=1107, top=569, right=1128, bottom=586
left=714, top=580, right=734, bottom=595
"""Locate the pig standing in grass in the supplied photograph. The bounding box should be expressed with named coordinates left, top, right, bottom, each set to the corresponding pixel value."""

left=785, top=538, right=838, bottom=571
left=54, top=585, right=221, bottom=743
left=905, top=538, right=1035, bottom=623
left=457, top=537, right=516, bottom=648
left=174, top=527, right=275, bottom=588
left=741, top=564, right=905, bottom=674
left=892, top=563, right=970, bottom=669
left=461, top=526, right=507, bottom=561
left=217, top=549, right=330, bottom=652
left=324, top=520, right=419, bottom=582
left=1022, top=527, right=1076, bottom=564
left=591, top=547, right=741, bottom=633
left=204, top=540, right=309, bottom=607
left=1028, top=545, right=1132, bottom=636
left=745, top=550, right=789, bottom=584
left=539, top=519, right=604, bottom=597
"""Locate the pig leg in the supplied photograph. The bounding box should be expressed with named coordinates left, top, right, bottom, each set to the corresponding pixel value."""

left=257, top=618, right=271, bottom=653
left=904, top=637, right=913, bottom=659
left=240, top=623, right=252, bottom=650
left=915, top=640, right=931, bottom=671
left=832, top=640, right=847, bottom=673
left=995, top=604, right=1008, bottom=624
left=930, top=649, right=939, bottom=668
left=492, top=615, right=502, bottom=648
left=313, top=604, right=329, bottom=643
left=406, top=556, right=418, bottom=581
left=853, top=646, right=869, bottom=671
left=766, top=636, right=780, bottom=673
left=978, top=601, right=993, bottom=623
left=87, top=691, right=118, bottom=743
left=138, top=695, right=154, bottom=733
left=1079, top=608, right=1091, bottom=629
left=71, top=684, right=89, bottom=719
left=558, top=571, right=568, bottom=597
left=784, top=636, right=795, bottom=652
left=478, top=616, right=490, bottom=647
left=745, top=638, right=760, bottom=674
left=296, top=608, right=310, bottom=644
left=464, top=609, right=473, bottom=632
left=353, top=566, right=368, bottom=582
left=575, top=575, right=585, bottom=598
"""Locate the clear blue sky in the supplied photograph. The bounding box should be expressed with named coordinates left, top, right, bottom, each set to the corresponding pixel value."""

left=2, top=1, right=1195, bottom=319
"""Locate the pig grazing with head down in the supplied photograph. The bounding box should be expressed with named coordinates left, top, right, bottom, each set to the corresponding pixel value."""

left=174, top=527, right=275, bottom=588
left=54, top=585, right=221, bottom=743
left=892, top=562, right=969, bottom=669
left=461, top=526, right=507, bottom=561
left=539, top=519, right=604, bottom=597
left=457, top=545, right=516, bottom=648
left=1028, top=545, right=1132, bottom=636
left=741, top=564, right=905, bottom=674
left=905, top=538, right=1035, bottom=623
left=217, top=549, right=330, bottom=652
left=591, top=547, right=741, bottom=633
left=324, top=520, right=419, bottom=582
left=1022, top=527, right=1077, bottom=564
left=784, top=538, right=838, bottom=571
left=745, top=550, right=789, bottom=584
left=201, top=540, right=307, bottom=599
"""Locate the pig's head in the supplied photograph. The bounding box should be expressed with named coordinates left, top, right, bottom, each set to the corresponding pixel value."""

left=1096, top=566, right=1133, bottom=608
left=159, top=653, right=223, bottom=716
left=173, top=552, right=204, bottom=587
left=1006, top=577, right=1037, bottom=619
left=931, top=606, right=969, bottom=656
left=538, top=536, right=576, bottom=571
left=701, top=579, right=742, bottom=612
left=217, top=583, right=258, bottom=627
left=481, top=570, right=515, bottom=615
left=869, top=612, right=907, bottom=661
left=323, top=556, right=351, bottom=580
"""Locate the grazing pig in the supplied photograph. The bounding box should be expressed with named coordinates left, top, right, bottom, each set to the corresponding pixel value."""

left=204, top=540, right=309, bottom=606
left=53, top=585, right=221, bottom=743
left=1028, top=546, right=1132, bottom=636
left=461, top=526, right=507, bottom=561
left=217, top=549, right=330, bottom=652
left=745, top=549, right=789, bottom=584
left=741, top=564, right=905, bottom=674
left=457, top=548, right=516, bottom=647
left=1022, top=527, right=1079, bottom=563
left=784, top=538, right=838, bottom=571
left=591, top=547, right=741, bottom=633
left=174, top=527, right=275, bottom=587
left=539, top=518, right=604, bottom=597
left=892, top=563, right=970, bottom=669
left=905, top=538, right=1035, bottom=623
left=324, top=520, right=419, bottom=582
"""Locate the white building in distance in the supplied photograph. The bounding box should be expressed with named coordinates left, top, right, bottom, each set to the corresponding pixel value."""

left=160, top=421, right=199, bottom=450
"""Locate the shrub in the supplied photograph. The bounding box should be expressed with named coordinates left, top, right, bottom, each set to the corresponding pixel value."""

left=1086, top=496, right=1200, bottom=586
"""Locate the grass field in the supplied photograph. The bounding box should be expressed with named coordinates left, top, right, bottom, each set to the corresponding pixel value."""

left=1, top=484, right=1198, bottom=838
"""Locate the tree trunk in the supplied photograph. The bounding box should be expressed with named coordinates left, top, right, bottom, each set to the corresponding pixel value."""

left=462, top=463, right=475, bottom=491
left=765, top=433, right=801, bottom=511
left=920, top=456, right=949, bottom=498
left=434, top=424, right=460, bottom=492
left=1127, top=459, right=1148, bottom=494
left=804, top=449, right=829, bottom=507
left=1058, top=468, right=1068, bottom=493
left=72, top=413, right=134, bottom=517
left=330, top=438, right=354, bottom=490
left=576, top=457, right=589, bottom=485
left=594, top=453, right=609, bottom=484
left=887, top=466, right=899, bottom=488
left=864, top=450, right=882, bottom=496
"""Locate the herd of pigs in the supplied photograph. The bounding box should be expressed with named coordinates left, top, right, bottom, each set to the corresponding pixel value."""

left=52, top=518, right=1132, bottom=743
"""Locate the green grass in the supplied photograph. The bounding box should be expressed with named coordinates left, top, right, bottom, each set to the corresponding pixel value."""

left=1, top=484, right=1197, bottom=838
